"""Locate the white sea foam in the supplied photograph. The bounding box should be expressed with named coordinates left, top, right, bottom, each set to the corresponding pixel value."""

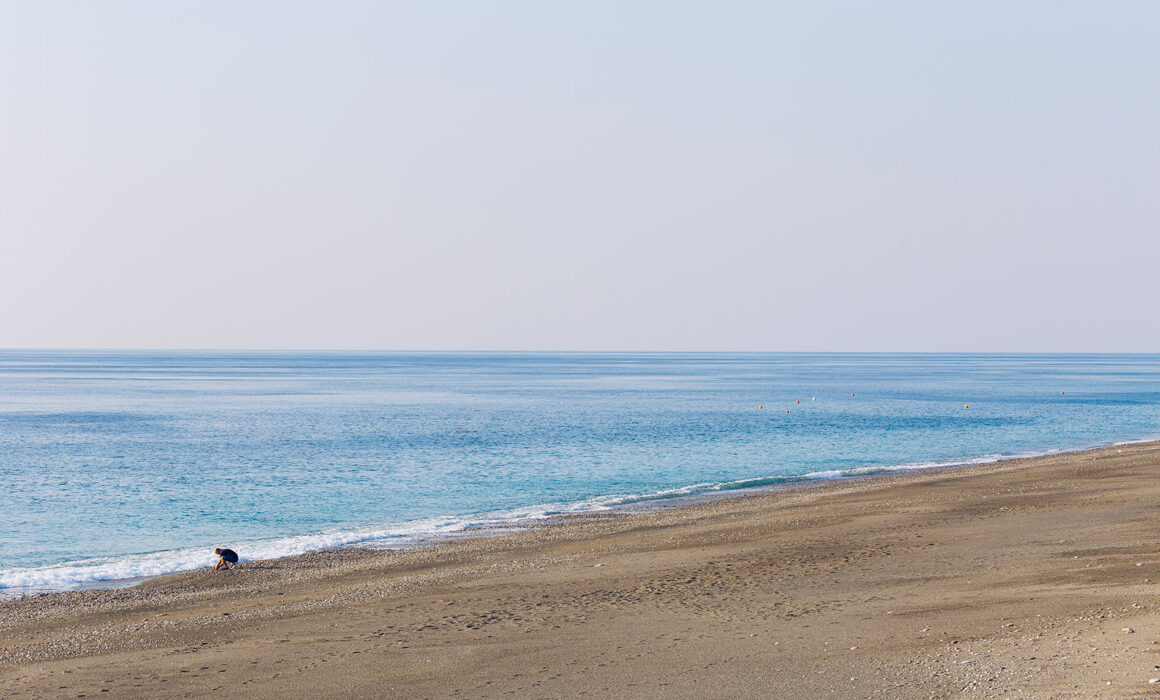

left=3, top=437, right=1155, bottom=597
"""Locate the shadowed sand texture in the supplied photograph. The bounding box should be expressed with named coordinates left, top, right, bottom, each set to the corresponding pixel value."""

left=5, top=441, right=1160, bottom=698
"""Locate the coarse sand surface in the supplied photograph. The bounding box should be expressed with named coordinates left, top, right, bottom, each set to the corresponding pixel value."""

left=6, top=442, right=1160, bottom=698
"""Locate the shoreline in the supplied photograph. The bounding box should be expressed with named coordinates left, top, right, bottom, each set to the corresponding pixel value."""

left=6, top=434, right=1159, bottom=599
left=6, top=440, right=1160, bottom=697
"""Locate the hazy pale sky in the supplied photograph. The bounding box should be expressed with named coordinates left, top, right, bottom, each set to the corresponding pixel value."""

left=1, top=2, right=1157, bottom=351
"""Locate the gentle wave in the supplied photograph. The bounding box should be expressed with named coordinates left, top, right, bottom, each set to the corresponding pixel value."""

left=4, top=436, right=1156, bottom=597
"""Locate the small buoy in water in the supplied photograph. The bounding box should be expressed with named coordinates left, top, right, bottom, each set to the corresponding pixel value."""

left=964, top=404, right=969, bottom=408
left=1061, top=391, right=1065, bottom=395
left=796, top=400, right=800, bottom=404
left=786, top=409, right=791, bottom=413
left=1045, top=400, right=1049, bottom=404
left=850, top=392, right=855, bottom=397
left=758, top=404, right=763, bottom=410
left=811, top=396, right=816, bottom=401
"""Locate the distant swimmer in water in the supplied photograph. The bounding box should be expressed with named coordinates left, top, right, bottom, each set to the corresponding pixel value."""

left=214, top=547, right=239, bottom=571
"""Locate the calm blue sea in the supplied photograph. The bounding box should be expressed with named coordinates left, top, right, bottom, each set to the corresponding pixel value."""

left=2, top=352, right=1159, bottom=595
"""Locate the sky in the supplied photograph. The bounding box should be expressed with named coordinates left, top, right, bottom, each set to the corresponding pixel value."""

left=1, top=2, right=1157, bottom=352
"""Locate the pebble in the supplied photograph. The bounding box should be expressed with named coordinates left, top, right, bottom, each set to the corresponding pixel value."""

left=1122, top=628, right=1134, bottom=633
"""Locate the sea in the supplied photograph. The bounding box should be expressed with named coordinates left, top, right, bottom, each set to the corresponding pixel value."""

left=2, top=351, right=1159, bottom=598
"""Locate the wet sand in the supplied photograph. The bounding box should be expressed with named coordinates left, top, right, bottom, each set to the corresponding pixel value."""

left=5, top=441, right=1160, bottom=698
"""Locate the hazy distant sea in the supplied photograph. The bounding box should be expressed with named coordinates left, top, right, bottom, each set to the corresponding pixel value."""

left=2, top=352, right=1158, bottom=596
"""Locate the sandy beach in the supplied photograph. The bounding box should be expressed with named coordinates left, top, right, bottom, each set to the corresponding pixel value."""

left=5, top=441, right=1160, bottom=698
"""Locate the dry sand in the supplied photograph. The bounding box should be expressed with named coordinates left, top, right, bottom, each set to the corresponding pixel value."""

left=5, top=441, right=1160, bottom=698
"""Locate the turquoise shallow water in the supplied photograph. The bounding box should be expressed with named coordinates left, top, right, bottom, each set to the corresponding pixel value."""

left=2, top=352, right=1158, bottom=594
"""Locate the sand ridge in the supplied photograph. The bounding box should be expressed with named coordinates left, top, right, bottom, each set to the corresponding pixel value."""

left=4, top=442, right=1160, bottom=698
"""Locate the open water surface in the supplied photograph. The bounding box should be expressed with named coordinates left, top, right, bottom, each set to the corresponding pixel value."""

left=2, top=352, right=1158, bottom=595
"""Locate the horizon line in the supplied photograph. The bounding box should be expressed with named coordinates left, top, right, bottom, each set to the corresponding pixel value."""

left=1, top=347, right=1158, bottom=356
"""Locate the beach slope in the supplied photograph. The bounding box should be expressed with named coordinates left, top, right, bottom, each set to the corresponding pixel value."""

left=5, top=442, right=1160, bottom=698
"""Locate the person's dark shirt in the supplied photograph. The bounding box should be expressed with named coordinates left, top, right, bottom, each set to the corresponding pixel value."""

left=219, top=548, right=239, bottom=564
